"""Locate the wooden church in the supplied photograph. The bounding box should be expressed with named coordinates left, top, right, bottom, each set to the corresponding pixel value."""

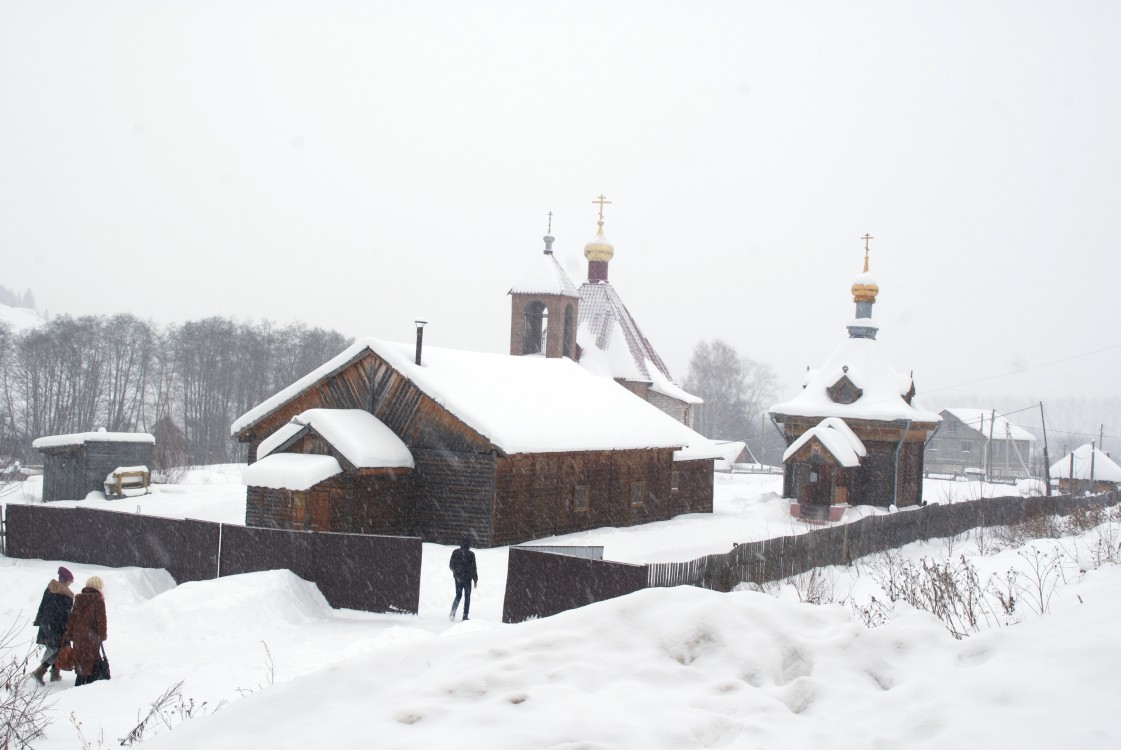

left=232, top=337, right=718, bottom=547
left=508, top=196, right=702, bottom=427
left=770, top=240, right=940, bottom=521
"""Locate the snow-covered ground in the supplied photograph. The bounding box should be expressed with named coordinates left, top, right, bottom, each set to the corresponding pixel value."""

left=2, top=468, right=1117, bottom=749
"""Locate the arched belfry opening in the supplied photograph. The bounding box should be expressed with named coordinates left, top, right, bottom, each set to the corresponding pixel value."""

left=522, top=300, right=548, bottom=355
left=562, top=304, right=574, bottom=358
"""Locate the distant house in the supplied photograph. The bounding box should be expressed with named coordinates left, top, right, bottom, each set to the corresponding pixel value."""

left=770, top=248, right=940, bottom=521
left=711, top=440, right=750, bottom=472
left=1049, top=444, right=1121, bottom=494
left=508, top=199, right=702, bottom=427
left=33, top=430, right=155, bottom=502
left=231, top=338, right=719, bottom=547
left=924, top=408, right=1035, bottom=479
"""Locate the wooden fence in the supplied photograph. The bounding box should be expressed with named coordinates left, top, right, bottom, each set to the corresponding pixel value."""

left=502, top=547, right=646, bottom=623
left=3, top=504, right=422, bottom=614
left=647, top=491, right=1119, bottom=591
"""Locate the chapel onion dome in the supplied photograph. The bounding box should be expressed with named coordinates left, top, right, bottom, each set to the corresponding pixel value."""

left=851, top=255, right=879, bottom=304
left=584, top=225, right=614, bottom=262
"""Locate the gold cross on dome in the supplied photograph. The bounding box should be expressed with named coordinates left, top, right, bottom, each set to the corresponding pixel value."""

left=547, top=211, right=553, bottom=234
left=861, top=233, right=874, bottom=271
left=592, top=194, right=612, bottom=225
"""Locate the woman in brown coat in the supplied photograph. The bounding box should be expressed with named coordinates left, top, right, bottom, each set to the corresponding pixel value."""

left=62, top=576, right=108, bottom=686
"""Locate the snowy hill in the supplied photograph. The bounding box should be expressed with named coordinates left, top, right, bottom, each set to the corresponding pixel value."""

left=0, top=301, right=45, bottom=332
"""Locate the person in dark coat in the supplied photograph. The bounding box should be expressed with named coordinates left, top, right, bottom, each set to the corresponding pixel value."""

left=448, top=538, right=478, bottom=621
left=30, top=566, right=75, bottom=684
left=62, top=576, right=109, bottom=687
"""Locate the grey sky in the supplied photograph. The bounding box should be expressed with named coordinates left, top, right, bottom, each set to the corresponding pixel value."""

left=2, top=1, right=1119, bottom=403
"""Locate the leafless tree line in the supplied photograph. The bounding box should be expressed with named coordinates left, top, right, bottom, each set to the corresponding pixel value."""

left=684, top=339, right=781, bottom=462
left=0, top=315, right=350, bottom=468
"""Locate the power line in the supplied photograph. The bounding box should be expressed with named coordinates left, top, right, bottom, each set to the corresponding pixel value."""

left=920, top=342, right=1121, bottom=396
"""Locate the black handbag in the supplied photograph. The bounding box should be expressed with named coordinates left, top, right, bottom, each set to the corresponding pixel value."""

left=92, top=644, right=111, bottom=681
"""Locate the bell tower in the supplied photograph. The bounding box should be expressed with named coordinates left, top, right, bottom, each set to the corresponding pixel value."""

left=508, top=214, right=580, bottom=359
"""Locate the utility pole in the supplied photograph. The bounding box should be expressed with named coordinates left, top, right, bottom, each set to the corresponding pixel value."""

left=1090, top=440, right=1097, bottom=490
left=986, top=409, right=996, bottom=482
left=1040, top=402, right=1052, bottom=496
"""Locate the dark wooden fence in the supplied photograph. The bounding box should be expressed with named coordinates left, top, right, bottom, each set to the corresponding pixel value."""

left=649, top=491, right=1119, bottom=591
left=502, top=546, right=646, bottom=623
left=4, top=505, right=219, bottom=584
left=3, top=504, right=421, bottom=614
left=506, top=491, right=1119, bottom=621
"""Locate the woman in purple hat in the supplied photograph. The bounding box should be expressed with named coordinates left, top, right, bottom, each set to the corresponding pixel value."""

left=30, top=566, right=75, bottom=684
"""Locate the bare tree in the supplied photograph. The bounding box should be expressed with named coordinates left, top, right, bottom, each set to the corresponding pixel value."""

left=0, top=313, right=352, bottom=467
left=1, top=618, right=55, bottom=748
left=685, top=339, right=777, bottom=442
left=100, top=314, right=155, bottom=432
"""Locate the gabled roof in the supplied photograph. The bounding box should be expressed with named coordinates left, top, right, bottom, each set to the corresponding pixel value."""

left=1050, top=444, right=1121, bottom=482
left=783, top=417, right=867, bottom=468
left=942, top=408, right=1036, bottom=442
left=258, top=409, right=414, bottom=469
left=509, top=252, right=580, bottom=298
left=577, top=282, right=701, bottom=405
left=771, top=335, right=939, bottom=424
left=242, top=453, right=343, bottom=491
left=232, top=338, right=711, bottom=457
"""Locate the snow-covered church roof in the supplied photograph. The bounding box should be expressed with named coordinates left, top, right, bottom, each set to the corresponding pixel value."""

left=1050, top=444, right=1121, bottom=483
left=232, top=338, right=715, bottom=458
left=771, top=250, right=939, bottom=425
left=577, top=282, right=701, bottom=405
left=771, top=335, right=939, bottom=423
left=508, top=245, right=580, bottom=298
left=782, top=417, right=867, bottom=468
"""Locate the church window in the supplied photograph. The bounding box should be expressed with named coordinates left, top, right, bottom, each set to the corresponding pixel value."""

left=827, top=374, right=864, bottom=405
left=630, top=481, right=645, bottom=506
left=671, top=471, right=680, bottom=492
left=563, top=304, right=574, bottom=358
left=573, top=484, right=589, bottom=512
left=522, top=301, right=547, bottom=355
left=290, top=490, right=309, bottom=529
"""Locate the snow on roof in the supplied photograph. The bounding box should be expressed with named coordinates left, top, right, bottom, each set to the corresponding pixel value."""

left=508, top=252, right=580, bottom=298
left=943, top=408, right=1036, bottom=442
left=259, top=409, right=413, bottom=469
left=33, top=430, right=156, bottom=450
left=576, top=282, right=700, bottom=404
left=242, top=453, right=343, bottom=491
left=258, top=421, right=304, bottom=459
left=672, top=431, right=728, bottom=462
left=233, top=338, right=709, bottom=456
left=1049, top=444, right=1121, bottom=482
left=771, top=335, right=939, bottom=424
left=783, top=417, right=867, bottom=468
left=710, top=440, right=747, bottom=470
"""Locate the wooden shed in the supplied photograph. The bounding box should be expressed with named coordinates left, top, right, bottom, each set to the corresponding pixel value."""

left=232, top=338, right=718, bottom=547
left=33, top=430, right=155, bottom=502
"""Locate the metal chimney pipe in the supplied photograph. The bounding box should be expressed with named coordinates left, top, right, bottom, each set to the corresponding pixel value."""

left=414, top=320, right=427, bottom=365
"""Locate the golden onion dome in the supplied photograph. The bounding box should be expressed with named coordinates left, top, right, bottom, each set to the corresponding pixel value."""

left=584, top=226, right=615, bottom=262
left=585, top=193, right=615, bottom=262
left=851, top=247, right=879, bottom=303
